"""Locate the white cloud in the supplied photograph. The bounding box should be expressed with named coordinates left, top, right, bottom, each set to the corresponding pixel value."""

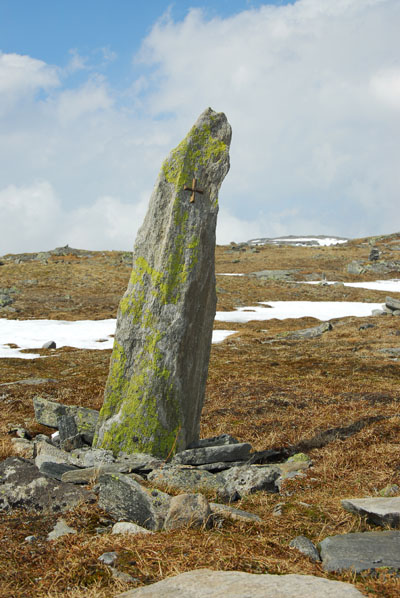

left=0, top=0, right=400, bottom=254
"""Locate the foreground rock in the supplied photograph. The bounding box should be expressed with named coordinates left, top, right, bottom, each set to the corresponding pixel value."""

left=94, top=108, right=231, bottom=458
left=116, top=569, right=365, bottom=598
left=98, top=473, right=170, bottom=530
left=320, top=530, right=400, bottom=573
left=0, top=457, right=95, bottom=513
left=33, top=396, right=99, bottom=444
left=341, top=497, right=400, bottom=528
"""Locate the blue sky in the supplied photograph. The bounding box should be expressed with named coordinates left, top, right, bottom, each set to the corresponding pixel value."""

left=0, top=0, right=399, bottom=253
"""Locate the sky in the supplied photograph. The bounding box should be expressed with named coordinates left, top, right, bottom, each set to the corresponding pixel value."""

left=0, top=0, right=399, bottom=254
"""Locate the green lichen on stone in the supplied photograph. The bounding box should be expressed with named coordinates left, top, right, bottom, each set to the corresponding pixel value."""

left=161, top=121, right=227, bottom=202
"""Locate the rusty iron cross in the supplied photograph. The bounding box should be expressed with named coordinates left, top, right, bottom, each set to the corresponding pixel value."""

left=183, top=178, right=204, bottom=203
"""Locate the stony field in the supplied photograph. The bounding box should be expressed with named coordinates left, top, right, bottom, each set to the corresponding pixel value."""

left=0, top=233, right=399, bottom=597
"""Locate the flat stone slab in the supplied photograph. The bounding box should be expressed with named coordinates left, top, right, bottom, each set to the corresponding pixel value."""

left=172, top=443, right=251, bottom=466
left=188, top=434, right=239, bottom=449
left=116, top=569, right=365, bottom=598
left=320, top=530, right=400, bottom=573
left=0, top=457, right=95, bottom=513
left=147, top=466, right=228, bottom=499
left=342, top=497, right=400, bottom=528
left=209, top=503, right=262, bottom=523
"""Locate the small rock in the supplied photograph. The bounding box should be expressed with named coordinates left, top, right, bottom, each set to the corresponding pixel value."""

left=24, top=535, right=37, bottom=543
left=39, top=461, right=79, bottom=481
left=219, top=464, right=280, bottom=501
left=341, top=497, right=400, bottom=528
left=289, top=535, right=321, bottom=562
left=172, top=443, right=252, bottom=466
left=47, top=519, right=77, bottom=540
left=11, top=438, right=35, bottom=459
left=164, top=493, right=212, bottom=530
left=98, top=551, right=118, bottom=566
left=379, top=484, right=400, bottom=497
left=42, top=341, right=56, bottom=349
left=112, top=522, right=153, bottom=535
left=386, top=296, right=400, bottom=312
left=148, top=465, right=227, bottom=497
left=209, top=503, right=262, bottom=523
left=187, top=434, right=239, bottom=449
left=110, top=567, right=138, bottom=584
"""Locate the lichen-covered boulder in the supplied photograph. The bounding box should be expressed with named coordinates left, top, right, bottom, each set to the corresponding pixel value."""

left=94, top=108, right=231, bottom=458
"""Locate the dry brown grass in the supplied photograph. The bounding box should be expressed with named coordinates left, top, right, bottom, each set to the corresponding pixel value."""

left=1, top=235, right=400, bottom=597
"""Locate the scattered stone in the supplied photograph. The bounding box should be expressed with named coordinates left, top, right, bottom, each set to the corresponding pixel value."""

left=197, top=460, right=249, bottom=472
left=372, top=309, right=386, bottom=316
left=147, top=465, right=227, bottom=498
left=94, top=108, right=231, bottom=458
left=35, top=441, right=76, bottom=469
left=172, top=443, right=252, bottom=466
left=39, top=461, right=79, bottom=481
left=42, top=340, right=56, bottom=349
left=61, top=463, right=145, bottom=485
left=116, top=569, right=365, bottom=598
left=379, top=484, right=400, bottom=497
left=289, top=536, right=321, bottom=562
left=249, top=269, right=298, bottom=281
left=386, top=296, right=400, bottom=312
left=110, top=567, right=138, bottom=584
left=210, top=502, right=262, bottom=523
left=188, top=434, right=239, bottom=449
left=68, top=447, right=115, bottom=468
left=0, top=457, right=95, bottom=513
left=347, top=261, right=365, bottom=275
left=378, top=347, right=400, bottom=357
left=47, top=519, right=77, bottom=541
left=98, top=551, right=118, bottom=566
left=320, top=530, right=400, bottom=573
left=11, top=438, right=35, bottom=459
left=164, top=493, right=211, bottom=530
left=24, top=536, right=37, bottom=543
left=341, top=497, right=400, bottom=528
left=359, top=323, right=375, bottom=330
left=116, top=452, right=164, bottom=472
left=112, top=522, right=153, bottom=535
left=33, top=396, right=99, bottom=444
left=98, top=473, right=171, bottom=530
left=369, top=247, right=380, bottom=261
left=283, top=322, right=332, bottom=340
left=219, top=464, right=281, bottom=501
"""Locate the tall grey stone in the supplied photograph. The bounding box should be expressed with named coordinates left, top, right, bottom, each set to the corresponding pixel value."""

left=94, top=108, right=231, bottom=458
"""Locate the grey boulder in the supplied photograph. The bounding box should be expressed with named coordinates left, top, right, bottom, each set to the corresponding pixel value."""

left=116, top=569, right=365, bottom=598
left=289, top=536, right=321, bottom=562
left=33, top=396, right=99, bottom=443
left=320, top=530, right=400, bottom=573
left=172, top=443, right=251, bottom=466
left=164, top=493, right=212, bottom=530
left=219, top=465, right=280, bottom=500
left=0, top=457, right=95, bottom=513
left=341, top=497, right=400, bottom=528
left=98, top=473, right=171, bottom=530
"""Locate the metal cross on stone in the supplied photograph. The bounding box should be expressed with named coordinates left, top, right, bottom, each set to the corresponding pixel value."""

left=184, top=178, right=204, bottom=203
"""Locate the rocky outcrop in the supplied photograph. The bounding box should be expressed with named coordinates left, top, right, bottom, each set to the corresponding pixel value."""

left=116, top=569, right=365, bottom=598
left=94, top=108, right=231, bottom=458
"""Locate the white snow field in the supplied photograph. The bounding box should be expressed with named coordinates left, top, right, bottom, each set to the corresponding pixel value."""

left=215, top=301, right=384, bottom=324
left=0, top=319, right=237, bottom=359
left=301, top=279, right=400, bottom=293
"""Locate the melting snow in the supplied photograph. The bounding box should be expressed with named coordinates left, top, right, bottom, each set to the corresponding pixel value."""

left=0, top=319, right=237, bottom=359
left=302, top=279, right=400, bottom=293
left=215, top=301, right=384, bottom=323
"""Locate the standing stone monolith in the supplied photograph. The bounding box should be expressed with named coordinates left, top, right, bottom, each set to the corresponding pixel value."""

left=94, top=108, right=231, bottom=458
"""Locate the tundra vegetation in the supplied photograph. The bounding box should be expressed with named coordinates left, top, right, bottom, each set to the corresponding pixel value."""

left=0, top=233, right=399, bottom=597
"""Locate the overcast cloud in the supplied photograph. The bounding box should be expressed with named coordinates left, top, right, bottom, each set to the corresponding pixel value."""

left=0, top=0, right=399, bottom=254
